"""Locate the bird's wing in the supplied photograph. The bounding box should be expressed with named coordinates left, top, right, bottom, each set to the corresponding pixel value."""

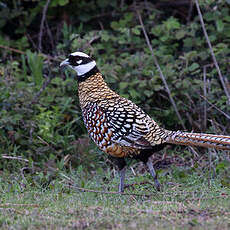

left=101, top=97, right=154, bottom=149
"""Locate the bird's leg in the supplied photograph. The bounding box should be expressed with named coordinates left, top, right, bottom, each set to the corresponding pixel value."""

left=118, top=167, right=126, bottom=193
left=146, top=159, right=161, bottom=191
left=108, top=156, right=127, bottom=193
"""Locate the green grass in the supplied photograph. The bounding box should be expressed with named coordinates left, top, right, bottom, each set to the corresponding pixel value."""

left=0, top=168, right=230, bottom=229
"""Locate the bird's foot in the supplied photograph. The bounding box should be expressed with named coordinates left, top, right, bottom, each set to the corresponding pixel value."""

left=154, top=179, right=161, bottom=191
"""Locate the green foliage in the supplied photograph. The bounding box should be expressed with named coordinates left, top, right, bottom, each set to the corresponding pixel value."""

left=0, top=1, right=230, bottom=184
left=35, top=106, right=61, bottom=142
left=26, top=51, right=44, bottom=87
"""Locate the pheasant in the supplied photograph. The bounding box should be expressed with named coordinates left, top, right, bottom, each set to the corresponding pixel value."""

left=60, top=51, right=230, bottom=192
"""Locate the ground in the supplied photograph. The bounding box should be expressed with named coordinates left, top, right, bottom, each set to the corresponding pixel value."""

left=1, top=165, right=230, bottom=230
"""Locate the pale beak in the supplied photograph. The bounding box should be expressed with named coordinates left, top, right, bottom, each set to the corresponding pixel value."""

left=60, top=58, right=70, bottom=80
left=60, top=58, right=70, bottom=69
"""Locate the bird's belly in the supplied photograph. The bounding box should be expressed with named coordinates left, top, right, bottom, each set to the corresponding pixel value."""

left=82, top=103, right=141, bottom=158
left=88, top=128, right=140, bottom=158
left=104, top=143, right=139, bottom=158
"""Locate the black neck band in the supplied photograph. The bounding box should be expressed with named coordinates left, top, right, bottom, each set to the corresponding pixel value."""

left=77, top=66, right=100, bottom=82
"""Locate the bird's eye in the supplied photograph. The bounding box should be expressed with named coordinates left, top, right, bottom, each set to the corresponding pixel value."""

left=68, top=55, right=75, bottom=62
left=77, top=60, right=82, bottom=64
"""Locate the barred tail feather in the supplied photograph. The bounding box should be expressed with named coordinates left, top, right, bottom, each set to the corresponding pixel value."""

left=166, top=131, right=230, bottom=150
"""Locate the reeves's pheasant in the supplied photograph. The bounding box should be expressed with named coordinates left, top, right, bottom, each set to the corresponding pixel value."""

left=60, top=51, right=230, bottom=192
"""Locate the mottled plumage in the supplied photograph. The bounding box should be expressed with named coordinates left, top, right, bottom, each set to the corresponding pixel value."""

left=60, top=52, right=230, bottom=192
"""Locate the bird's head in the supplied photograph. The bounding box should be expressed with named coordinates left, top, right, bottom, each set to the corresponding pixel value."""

left=60, top=51, right=98, bottom=81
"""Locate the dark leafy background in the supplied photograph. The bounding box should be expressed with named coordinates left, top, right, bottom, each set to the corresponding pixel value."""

left=0, top=0, right=230, bottom=181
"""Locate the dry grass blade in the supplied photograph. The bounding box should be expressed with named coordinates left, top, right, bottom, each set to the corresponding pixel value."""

left=1, top=155, right=29, bottom=163
left=0, top=203, right=40, bottom=207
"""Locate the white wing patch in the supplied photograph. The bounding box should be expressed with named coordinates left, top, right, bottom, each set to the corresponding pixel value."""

left=102, top=98, right=153, bottom=148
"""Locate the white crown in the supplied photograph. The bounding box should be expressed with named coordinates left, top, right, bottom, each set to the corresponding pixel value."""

left=70, top=51, right=89, bottom=58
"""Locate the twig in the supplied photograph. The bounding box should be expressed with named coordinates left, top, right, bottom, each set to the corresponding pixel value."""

left=136, top=10, right=185, bottom=129
left=60, top=172, right=159, bottom=197
left=203, top=66, right=207, bottom=130
left=0, top=45, right=24, bottom=55
left=26, top=33, right=37, bottom=50
left=38, top=0, right=51, bottom=52
left=45, top=20, right=55, bottom=51
left=59, top=172, right=75, bottom=183
left=200, top=95, right=230, bottom=120
left=82, top=34, right=101, bottom=51
left=30, top=74, right=53, bottom=106
left=37, top=135, right=50, bottom=146
left=187, top=0, right=194, bottom=23
left=62, top=183, right=157, bottom=197
left=20, top=167, right=30, bottom=182
left=195, top=0, right=230, bottom=104
left=0, top=44, right=60, bottom=62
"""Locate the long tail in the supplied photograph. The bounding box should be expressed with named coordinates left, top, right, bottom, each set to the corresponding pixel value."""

left=166, top=131, right=230, bottom=150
